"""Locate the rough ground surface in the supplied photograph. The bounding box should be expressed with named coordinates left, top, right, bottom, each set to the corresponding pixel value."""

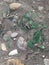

left=0, top=0, right=49, bottom=65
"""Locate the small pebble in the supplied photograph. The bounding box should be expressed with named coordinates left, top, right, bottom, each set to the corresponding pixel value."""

left=42, top=55, right=45, bottom=58
left=32, top=9, right=35, bottom=12
left=14, top=15, right=18, bottom=19
left=13, top=23, right=16, bottom=26
left=13, top=38, right=17, bottom=41
left=38, top=6, right=44, bottom=11
left=11, top=32, right=18, bottom=38
left=1, top=43, right=7, bottom=51
left=34, top=44, right=38, bottom=46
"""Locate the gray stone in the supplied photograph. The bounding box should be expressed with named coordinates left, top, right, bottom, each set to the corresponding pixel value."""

left=17, top=37, right=27, bottom=50
left=44, top=59, right=49, bottom=65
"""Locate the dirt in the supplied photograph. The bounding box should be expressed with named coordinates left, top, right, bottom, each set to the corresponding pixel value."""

left=0, top=0, right=49, bottom=65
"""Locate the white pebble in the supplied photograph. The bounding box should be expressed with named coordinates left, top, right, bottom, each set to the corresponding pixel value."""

left=38, top=6, right=44, bottom=11
left=11, top=32, right=18, bottom=38
left=8, top=49, right=18, bottom=56
left=42, top=55, right=45, bottom=58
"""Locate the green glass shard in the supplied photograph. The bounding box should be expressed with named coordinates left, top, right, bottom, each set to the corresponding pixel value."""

left=24, top=13, right=32, bottom=20
left=24, top=13, right=29, bottom=18
left=21, top=26, right=27, bottom=30
left=30, top=23, right=39, bottom=29
left=32, top=12, right=41, bottom=19
left=41, top=24, right=47, bottom=29
left=17, top=19, right=22, bottom=26
left=28, top=41, right=33, bottom=48
left=40, top=35, right=46, bottom=43
left=28, top=40, right=38, bottom=51
left=6, top=42, right=10, bottom=48
left=24, top=12, right=41, bottom=20
left=29, top=20, right=33, bottom=25
left=38, top=45, right=45, bottom=49
left=33, top=29, right=42, bottom=43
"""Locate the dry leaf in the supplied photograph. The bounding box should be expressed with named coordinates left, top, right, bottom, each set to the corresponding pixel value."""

left=7, top=59, right=24, bottom=65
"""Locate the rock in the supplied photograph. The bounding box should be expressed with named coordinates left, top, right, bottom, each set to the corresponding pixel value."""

left=9, top=3, right=22, bottom=10
left=1, top=43, right=7, bottom=51
left=38, top=6, right=44, bottom=11
left=8, top=49, right=18, bottom=56
left=17, top=37, right=27, bottom=50
left=11, top=32, right=18, bottom=38
left=44, top=59, right=49, bottom=65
